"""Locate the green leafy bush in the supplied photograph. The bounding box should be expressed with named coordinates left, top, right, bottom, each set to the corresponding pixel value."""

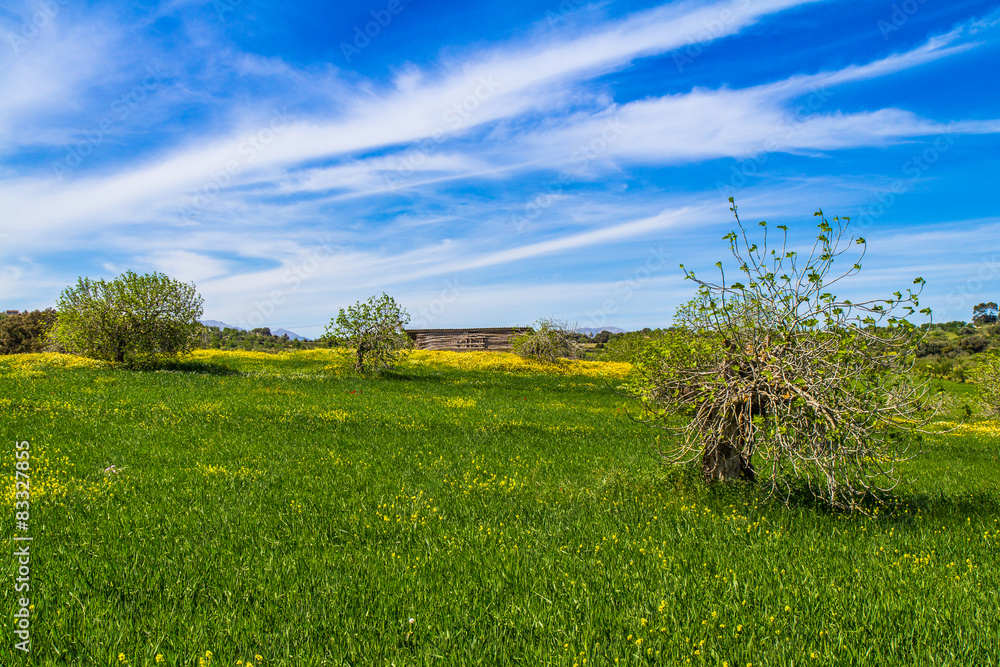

left=0, top=309, right=58, bottom=354
left=600, top=329, right=669, bottom=363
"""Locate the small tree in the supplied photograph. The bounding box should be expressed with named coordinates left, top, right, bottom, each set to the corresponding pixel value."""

left=325, top=293, right=411, bottom=373
left=512, top=318, right=581, bottom=362
left=52, top=271, right=204, bottom=365
left=625, top=200, right=933, bottom=509
left=971, top=351, right=1000, bottom=416
left=0, top=309, right=58, bottom=354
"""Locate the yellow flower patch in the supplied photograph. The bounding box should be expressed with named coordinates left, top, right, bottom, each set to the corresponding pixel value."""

left=316, top=409, right=353, bottom=423
left=406, top=350, right=631, bottom=378
left=0, top=352, right=109, bottom=376
left=442, top=397, right=477, bottom=408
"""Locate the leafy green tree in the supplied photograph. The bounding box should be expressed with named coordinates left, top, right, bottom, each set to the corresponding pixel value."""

left=53, top=271, right=204, bottom=365
left=624, top=200, right=933, bottom=509
left=512, top=318, right=581, bottom=362
left=971, top=351, right=1000, bottom=416
left=325, top=293, right=411, bottom=373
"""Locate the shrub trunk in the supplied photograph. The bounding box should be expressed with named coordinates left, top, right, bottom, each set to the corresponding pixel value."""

left=701, top=414, right=756, bottom=482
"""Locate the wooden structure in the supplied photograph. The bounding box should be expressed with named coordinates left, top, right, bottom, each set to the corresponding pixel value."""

left=406, top=328, right=525, bottom=352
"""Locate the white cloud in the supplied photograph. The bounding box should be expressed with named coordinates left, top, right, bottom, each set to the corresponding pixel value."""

left=0, top=0, right=824, bottom=237
left=515, top=29, right=1000, bottom=167
left=0, top=18, right=120, bottom=149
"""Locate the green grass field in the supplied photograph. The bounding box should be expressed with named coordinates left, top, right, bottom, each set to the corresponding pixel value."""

left=1, top=350, right=998, bottom=666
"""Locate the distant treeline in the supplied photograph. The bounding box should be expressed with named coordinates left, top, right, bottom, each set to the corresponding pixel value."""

left=913, top=320, right=1000, bottom=381
left=2, top=311, right=997, bottom=382
left=0, top=312, right=335, bottom=355
left=198, top=326, right=332, bottom=352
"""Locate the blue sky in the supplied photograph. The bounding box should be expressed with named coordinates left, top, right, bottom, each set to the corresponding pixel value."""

left=1, top=0, right=998, bottom=337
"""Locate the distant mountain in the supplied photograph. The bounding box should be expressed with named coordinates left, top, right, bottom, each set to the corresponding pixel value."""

left=273, top=328, right=309, bottom=341
left=199, top=320, right=245, bottom=331
left=200, top=321, right=309, bottom=340
left=575, top=326, right=627, bottom=336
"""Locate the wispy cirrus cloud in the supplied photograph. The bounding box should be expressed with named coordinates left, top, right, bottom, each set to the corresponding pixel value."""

left=1, top=0, right=824, bottom=233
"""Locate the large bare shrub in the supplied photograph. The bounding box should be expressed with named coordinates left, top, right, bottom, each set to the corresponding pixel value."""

left=512, top=319, right=582, bottom=362
left=625, top=200, right=934, bottom=509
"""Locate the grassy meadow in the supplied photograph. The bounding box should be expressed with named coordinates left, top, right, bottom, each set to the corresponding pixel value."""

left=1, top=349, right=998, bottom=666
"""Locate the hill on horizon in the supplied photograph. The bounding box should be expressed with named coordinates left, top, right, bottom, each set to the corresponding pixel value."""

left=199, top=319, right=244, bottom=331
left=272, top=328, right=309, bottom=341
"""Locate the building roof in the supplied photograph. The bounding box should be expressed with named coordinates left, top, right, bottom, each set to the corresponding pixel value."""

left=405, top=327, right=525, bottom=334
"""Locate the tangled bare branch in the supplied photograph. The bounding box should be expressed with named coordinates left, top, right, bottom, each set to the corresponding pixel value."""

left=625, top=200, right=935, bottom=510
